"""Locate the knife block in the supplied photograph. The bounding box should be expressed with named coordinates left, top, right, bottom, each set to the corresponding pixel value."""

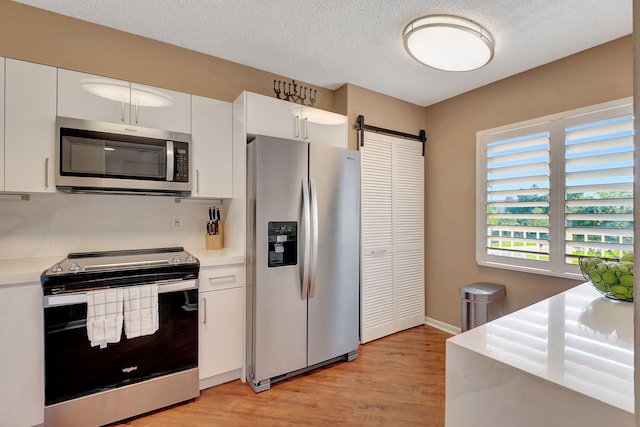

left=205, top=222, right=224, bottom=250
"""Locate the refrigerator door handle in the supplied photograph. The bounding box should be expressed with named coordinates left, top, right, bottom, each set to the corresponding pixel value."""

left=309, top=177, right=319, bottom=298
left=301, top=178, right=311, bottom=299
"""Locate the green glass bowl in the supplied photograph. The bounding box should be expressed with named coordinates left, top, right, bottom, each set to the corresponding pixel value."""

left=579, top=257, right=634, bottom=302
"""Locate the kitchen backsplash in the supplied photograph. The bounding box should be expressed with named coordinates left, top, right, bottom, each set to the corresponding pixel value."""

left=0, top=193, right=221, bottom=260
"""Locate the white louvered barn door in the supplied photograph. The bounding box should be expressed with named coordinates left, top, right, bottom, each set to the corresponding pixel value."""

left=393, top=138, right=425, bottom=332
left=360, top=134, right=394, bottom=343
left=360, top=132, right=424, bottom=343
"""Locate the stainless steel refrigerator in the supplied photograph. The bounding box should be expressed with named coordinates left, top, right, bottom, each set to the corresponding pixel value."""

left=246, top=135, right=360, bottom=392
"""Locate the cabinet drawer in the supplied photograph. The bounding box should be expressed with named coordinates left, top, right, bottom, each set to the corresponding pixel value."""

left=199, top=265, right=244, bottom=293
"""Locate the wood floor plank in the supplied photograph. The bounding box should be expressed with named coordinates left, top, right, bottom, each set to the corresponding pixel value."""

left=113, top=325, right=451, bottom=427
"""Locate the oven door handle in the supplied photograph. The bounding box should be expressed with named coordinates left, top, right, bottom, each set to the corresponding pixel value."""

left=43, top=279, right=199, bottom=308
left=44, top=292, right=88, bottom=308
left=156, top=279, right=198, bottom=293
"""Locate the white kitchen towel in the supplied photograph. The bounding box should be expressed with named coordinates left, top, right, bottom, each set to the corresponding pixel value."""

left=123, top=284, right=159, bottom=339
left=86, top=288, right=124, bottom=349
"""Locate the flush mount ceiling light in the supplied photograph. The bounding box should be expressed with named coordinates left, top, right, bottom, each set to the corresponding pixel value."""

left=403, top=15, right=494, bottom=72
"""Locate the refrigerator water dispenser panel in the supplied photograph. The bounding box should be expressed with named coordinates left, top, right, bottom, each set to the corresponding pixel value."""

left=268, top=222, right=298, bottom=267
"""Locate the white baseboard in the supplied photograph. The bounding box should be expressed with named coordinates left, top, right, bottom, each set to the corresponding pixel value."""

left=425, top=317, right=461, bottom=335
left=199, top=368, right=242, bottom=391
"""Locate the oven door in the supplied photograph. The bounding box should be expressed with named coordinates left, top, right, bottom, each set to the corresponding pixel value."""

left=43, top=280, right=198, bottom=406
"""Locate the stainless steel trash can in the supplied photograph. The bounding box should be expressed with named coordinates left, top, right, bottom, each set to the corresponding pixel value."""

left=459, top=283, right=506, bottom=332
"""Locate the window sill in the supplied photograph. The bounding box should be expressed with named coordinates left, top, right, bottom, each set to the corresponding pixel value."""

left=477, top=260, right=584, bottom=281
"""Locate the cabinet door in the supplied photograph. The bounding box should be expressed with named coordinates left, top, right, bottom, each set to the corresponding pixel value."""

left=199, top=287, right=244, bottom=379
left=0, top=57, right=5, bottom=191
left=5, top=59, right=57, bottom=193
left=0, top=283, right=44, bottom=427
left=131, top=83, right=191, bottom=133
left=58, top=68, right=131, bottom=123
left=302, top=106, right=347, bottom=148
left=245, top=92, right=301, bottom=140
left=191, top=95, right=232, bottom=198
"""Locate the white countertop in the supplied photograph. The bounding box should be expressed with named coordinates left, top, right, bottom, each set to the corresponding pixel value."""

left=0, top=256, right=64, bottom=286
left=188, top=249, right=244, bottom=267
left=0, top=248, right=244, bottom=286
left=447, top=282, right=633, bottom=414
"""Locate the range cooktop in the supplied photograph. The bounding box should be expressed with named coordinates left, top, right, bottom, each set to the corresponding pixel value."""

left=41, top=247, right=199, bottom=294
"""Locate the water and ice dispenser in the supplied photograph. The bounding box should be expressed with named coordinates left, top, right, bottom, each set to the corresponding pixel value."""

left=268, top=222, right=298, bottom=267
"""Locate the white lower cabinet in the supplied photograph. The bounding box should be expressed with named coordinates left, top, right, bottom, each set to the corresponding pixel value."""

left=0, top=282, right=44, bottom=427
left=198, top=264, right=244, bottom=389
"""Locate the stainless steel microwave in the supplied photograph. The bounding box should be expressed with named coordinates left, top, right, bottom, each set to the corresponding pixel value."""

left=55, top=117, right=191, bottom=197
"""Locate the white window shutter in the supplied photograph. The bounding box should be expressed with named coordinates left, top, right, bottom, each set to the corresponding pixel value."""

left=564, top=115, right=634, bottom=262
left=485, top=131, right=551, bottom=261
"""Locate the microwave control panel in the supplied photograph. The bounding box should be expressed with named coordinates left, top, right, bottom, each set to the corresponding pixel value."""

left=173, top=141, right=189, bottom=182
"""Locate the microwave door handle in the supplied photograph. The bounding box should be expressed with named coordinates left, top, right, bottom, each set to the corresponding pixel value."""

left=166, top=140, right=174, bottom=181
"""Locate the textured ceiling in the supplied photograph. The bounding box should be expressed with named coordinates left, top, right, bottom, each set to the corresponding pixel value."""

left=13, top=0, right=633, bottom=107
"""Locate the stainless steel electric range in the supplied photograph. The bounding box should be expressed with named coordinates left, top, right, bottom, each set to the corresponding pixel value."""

left=41, top=247, right=200, bottom=427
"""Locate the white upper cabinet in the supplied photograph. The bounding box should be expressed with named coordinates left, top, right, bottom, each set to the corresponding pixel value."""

left=58, top=69, right=191, bottom=133
left=130, top=82, right=191, bottom=134
left=244, top=92, right=346, bottom=148
left=58, top=69, right=131, bottom=124
left=191, top=95, right=233, bottom=198
left=246, top=91, right=299, bottom=140
left=301, top=105, right=347, bottom=148
left=0, top=57, right=4, bottom=191
left=5, top=59, right=57, bottom=193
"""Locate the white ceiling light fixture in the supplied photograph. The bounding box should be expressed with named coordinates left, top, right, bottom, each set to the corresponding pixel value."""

left=403, top=15, right=495, bottom=72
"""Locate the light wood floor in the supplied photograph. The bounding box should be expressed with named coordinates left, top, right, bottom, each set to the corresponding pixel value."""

left=114, top=325, right=452, bottom=427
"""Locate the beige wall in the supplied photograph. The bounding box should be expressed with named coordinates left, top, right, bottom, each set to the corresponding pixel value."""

left=341, top=83, right=426, bottom=150
left=424, top=36, right=633, bottom=327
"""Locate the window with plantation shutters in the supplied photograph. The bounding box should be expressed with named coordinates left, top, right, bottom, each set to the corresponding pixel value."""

left=477, top=98, right=633, bottom=278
